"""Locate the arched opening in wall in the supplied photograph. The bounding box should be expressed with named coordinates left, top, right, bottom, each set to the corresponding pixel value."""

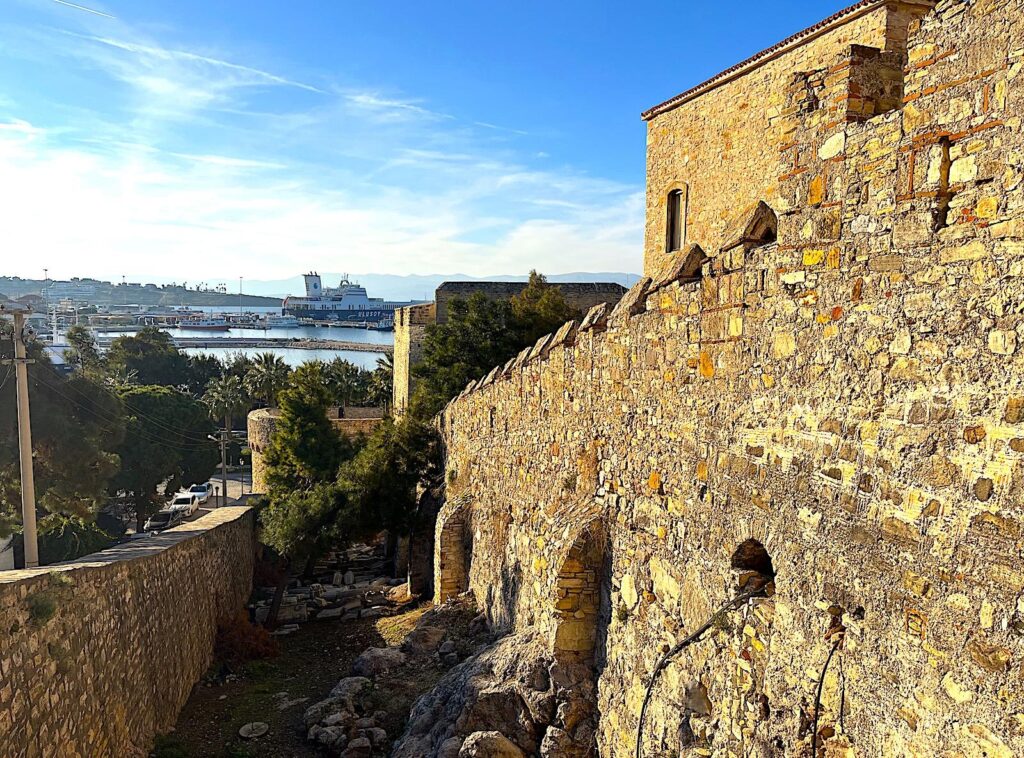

left=435, top=497, right=473, bottom=603
left=733, top=540, right=770, bottom=581
left=552, top=517, right=606, bottom=663
left=665, top=186, right=688, bottom=253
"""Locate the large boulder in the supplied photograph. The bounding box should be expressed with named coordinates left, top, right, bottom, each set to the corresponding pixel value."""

left=352, top=647, right=407, bottom=678
left=459, top=731, right=527, bottom=758
left=392, top=631, right=598, bottom=758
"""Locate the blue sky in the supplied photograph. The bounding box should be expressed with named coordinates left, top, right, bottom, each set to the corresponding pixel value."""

left=0, top=0, right=853, bottom=281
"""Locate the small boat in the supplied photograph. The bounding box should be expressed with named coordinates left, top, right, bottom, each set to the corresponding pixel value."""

left=177, top=318, right=231, bottom=331
left=263, top=314, right=301, bottom=328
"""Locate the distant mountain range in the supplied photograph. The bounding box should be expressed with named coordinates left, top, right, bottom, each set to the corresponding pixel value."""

left=242, top=272, right=643, bottom=301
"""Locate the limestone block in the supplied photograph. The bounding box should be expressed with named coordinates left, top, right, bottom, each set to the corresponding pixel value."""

left=610, top=277, right=652, bottom=321
left=579, top=303, right=609, bottom=332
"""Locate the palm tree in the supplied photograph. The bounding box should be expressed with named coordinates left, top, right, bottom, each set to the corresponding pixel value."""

left=367, top=351, right=393, bottom=409
left=325, top=357, right=363, bottom=408
left=244, top=352, right=290, bottom=408
left=203, top=374, right=249, bottom=432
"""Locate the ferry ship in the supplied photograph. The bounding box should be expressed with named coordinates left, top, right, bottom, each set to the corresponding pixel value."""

left=282, top=273, right=419, bottom=328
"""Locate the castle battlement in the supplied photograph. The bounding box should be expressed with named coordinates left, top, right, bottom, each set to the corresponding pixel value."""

left=433, top=0, right=1024, bottom=754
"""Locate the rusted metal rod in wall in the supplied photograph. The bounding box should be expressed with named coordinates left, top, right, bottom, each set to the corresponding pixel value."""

left=811, top=637, right=843, bottom=758
left=634, top=585, right=763, bottom=758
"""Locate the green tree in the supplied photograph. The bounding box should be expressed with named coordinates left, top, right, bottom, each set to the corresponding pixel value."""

left=510, top=270, right=580, bottom=344
left=203, top=374, right=249, bottom=432
left=223, top=351, right=256, bottom=381
left=324, top=357, right=367, bottom=408
left=411, top=273, right=578, bottom=419
left=337, top=414, right=441, bottom=538
left=0, top=326, right=124, bottom=536
left=109, top=385, right=218, bottom=531
left=106, top=327, right=188, bottom=387
left=64, top=325, right=105, bottom=376
left=244, top=352, right=290, bottom=408
left=184, top=353, right=224, bottom=396
left=262, top=363, right=345, bottom=497
left=366, top=352, right=393, bottom=409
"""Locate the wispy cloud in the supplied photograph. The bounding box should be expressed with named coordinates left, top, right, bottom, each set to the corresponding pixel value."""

left=0, top=8, right=643, bottom=280
left=78, top=34, right=324, bottom=94
left=344, top=91, right=454, bottom=122
left=51, top=0, right=115, bottom=19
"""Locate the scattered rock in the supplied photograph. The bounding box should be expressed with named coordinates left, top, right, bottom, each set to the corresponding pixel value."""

left=353, top=646, right=407, bottom=678
left=402, top=624, right=447, bottom=654
left=238, top=722, right=269, bottom=739
left=459, top=731, right=527, bottom=758
left=341, top=736, right=372, bottom=758
left=439, top=640, right=457, bottom=656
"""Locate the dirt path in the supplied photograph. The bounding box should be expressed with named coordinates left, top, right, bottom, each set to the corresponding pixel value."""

left=157, top=603, right=432, bottom=758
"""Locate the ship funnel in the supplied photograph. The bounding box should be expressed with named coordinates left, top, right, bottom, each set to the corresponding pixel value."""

left=303, top=273, right=322, bottom=297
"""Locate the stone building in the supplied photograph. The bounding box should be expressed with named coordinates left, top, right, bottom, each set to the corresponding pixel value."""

left=248, top=406, right=384, bottom=493
left=424, top=0, right=1024, bottom=755
left=392, top=280, right=627, bottom=416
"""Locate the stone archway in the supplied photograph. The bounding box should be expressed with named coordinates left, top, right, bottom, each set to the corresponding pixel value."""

left=552, top=517, right=606, bottom=662
left=434, top=495, right=473, bottom=603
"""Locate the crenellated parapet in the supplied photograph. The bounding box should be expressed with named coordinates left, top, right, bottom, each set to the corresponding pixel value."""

left=435, top=1, right=1024, bottom=754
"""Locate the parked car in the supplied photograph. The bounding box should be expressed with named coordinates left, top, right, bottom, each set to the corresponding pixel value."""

left=168, top=493, right=200, bottom=516
left=143, top=509, right=185, bottom=533
left=188, top=482, right=212, bottom=505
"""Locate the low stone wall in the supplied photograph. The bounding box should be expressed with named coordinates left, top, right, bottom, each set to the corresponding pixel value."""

left=0, top=507, right=255, bottom=758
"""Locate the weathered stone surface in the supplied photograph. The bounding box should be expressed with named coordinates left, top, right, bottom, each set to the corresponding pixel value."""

left=578, top=303, right=609, bottom=332
left=435, top=2, right=1024, bottom=755
left=459, top=731, right=526, bottom=758
left=352, top=647, right=407, bottom=678
left=0, top=508, right=255, bottom=757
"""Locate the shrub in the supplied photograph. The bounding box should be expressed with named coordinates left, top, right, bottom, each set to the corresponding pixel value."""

left=27, top=591, right=57, bottom=625
left=214, top=610, right=279, bottom=667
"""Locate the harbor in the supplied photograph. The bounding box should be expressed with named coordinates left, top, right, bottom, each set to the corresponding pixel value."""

left=94, top=334, right=391, bottom=353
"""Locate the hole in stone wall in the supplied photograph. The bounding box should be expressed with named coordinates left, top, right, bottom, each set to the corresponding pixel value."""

left=730, top=539, right=775, bottom=577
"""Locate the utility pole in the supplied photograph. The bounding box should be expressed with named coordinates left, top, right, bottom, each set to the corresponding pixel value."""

left=210, top=429, right=229, bottom=507
left=1, top=305, right=39, bottom=568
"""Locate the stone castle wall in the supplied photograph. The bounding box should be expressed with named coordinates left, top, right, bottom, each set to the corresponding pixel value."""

left=434, top=281, right=628, bottom=324
left=394, top=302, right=437, bottom=416
left=248, top=407, right=384, bottom=493
left=437, top=0, right=1024, bottom=754
left=643, top=0, right=933, bottom=279
left=0, top=507, right=255, bottom=757
left=394, top=283, right=627, bottom=416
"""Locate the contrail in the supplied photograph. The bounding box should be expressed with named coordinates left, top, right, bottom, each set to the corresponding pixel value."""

left=52, top=0, right=116, bottom=19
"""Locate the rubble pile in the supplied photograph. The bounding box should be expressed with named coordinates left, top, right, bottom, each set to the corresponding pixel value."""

left=250, top=543, right=405, bottom=632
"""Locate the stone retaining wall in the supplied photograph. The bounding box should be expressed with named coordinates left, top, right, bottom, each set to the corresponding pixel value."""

left=0, top=507, right=255, bottom=758
left=438, top=1, right=1024, bottom=754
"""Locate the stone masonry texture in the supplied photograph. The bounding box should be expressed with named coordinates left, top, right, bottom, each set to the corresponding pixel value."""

left=436, top=0, right=1024, bottom=755
left=393, top=282, right=629, bottom=416
left=0, top=507, right=255, bottom=758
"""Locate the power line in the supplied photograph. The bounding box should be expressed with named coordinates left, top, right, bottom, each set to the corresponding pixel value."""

left=31, top=364, right=219, bottom=444
left=31, top=371, right=219, bottom=451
